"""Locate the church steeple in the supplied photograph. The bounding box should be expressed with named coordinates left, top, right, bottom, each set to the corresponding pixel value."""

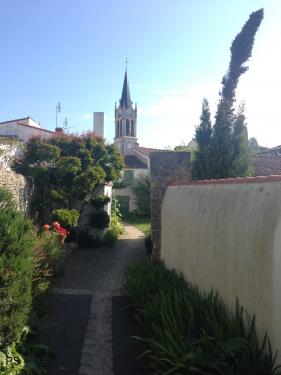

left=120, top=69, right=132, bottom=109
left=114, top=67, right=138, bottom=155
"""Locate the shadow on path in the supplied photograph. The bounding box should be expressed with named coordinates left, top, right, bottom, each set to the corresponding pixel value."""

left=112, top=296, right=151, bottom=375
left=40, top=294, right=91, bottom=375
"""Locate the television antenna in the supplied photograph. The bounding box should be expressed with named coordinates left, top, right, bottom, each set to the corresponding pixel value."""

left=56, top=102, right=62, bottom=128
left=63, top=117, right=68, bottom=130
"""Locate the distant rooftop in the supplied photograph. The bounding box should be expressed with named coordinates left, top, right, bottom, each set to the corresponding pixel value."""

left=0, top=116, right=42, bottom=128
left=124, top=155, right=147, bottom=169
left=253, top=155, right=281, bottom=177
left=134, top=146, right=164, bottom=157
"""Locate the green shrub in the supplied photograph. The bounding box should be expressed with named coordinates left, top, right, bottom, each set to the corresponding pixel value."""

left=33, top=230, right=64, bottom=284
left=124, top=261, right=188, bottom=306
left=51, top=208, right=79, bottom=230
left=0, top=207, right=34, bottom=349
left=90, top=210, right=110, bottom=230
left=132, top=175, right=150, bottom=218
left=123, top=261, right=281, bottom=374
left=111, top=195, right=122, bottom=221
left=91, top=194, right=110, bottom=209
left=0, top=187, right=16, bottom=210
left=103, top=227, right=119, bottom=247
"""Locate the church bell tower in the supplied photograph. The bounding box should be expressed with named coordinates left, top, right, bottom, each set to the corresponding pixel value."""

left=114, top=68, right=138, bottom=155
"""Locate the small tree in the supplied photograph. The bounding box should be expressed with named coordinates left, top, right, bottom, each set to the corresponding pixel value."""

left=229, top=103, right=252, bottom=176
left=192, top=98, right=212, bottom=179
left=13, top=132, right=124, bottom=221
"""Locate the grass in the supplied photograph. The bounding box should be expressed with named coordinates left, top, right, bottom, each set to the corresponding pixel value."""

left=122, top=213, right=151, bottom=235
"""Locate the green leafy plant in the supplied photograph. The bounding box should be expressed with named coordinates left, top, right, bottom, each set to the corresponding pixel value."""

left=103, top=227, right=119, bottom=247
left=132, top=175, right=151, bottom=218
left=90, top=210, right=110, bottom=230
left=91, top=194, right=110, bottom=210
left=51, top=208, right=79, bottom=230
left=123, top=261, right=281, bottom=375
left=111, top=195, right=122, bottom=221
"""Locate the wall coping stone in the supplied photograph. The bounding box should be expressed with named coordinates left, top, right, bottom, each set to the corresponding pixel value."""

left=169, top=175, right=281, bottom=187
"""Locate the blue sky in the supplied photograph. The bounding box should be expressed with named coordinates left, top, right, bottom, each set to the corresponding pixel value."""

left=0, top=0, right=280, bottom=148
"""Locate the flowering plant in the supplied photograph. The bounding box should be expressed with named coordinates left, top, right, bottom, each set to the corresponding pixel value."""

left=43, top=221, right=70, bottom=241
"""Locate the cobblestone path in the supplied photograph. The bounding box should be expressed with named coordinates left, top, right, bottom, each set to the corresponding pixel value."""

left=50, top=224, right=146, bottom=375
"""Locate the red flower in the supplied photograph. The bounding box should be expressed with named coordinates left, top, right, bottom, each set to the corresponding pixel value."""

left=52, top=221, right=61, bottom=229
left=43, top=224, right=50, bottom=230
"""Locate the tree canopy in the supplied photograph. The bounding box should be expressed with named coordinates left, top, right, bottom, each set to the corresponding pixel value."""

left=13, top=132, right=124, bottom=218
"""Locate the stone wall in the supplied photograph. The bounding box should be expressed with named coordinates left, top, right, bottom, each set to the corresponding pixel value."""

left=0, top=169, right=32, bottom=212
left=150, top=151, right=191, bottom=261
left=0, top=139, right=32, bottom=213
left=161, top=175, right=281, bottom=359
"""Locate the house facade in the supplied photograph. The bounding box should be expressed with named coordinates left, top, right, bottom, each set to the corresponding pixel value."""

left=0, top=117, right=56, bottom=142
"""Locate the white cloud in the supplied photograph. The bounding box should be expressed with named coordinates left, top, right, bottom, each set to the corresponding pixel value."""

left=104, top=115, right=114, bottom=123
left=82, top=113, right=92, bottom=120
left=138, top=25, right=281, bottom=150
left=236, top=26, right=281, bottom=147
left=138, top=81, right=220, bottom=149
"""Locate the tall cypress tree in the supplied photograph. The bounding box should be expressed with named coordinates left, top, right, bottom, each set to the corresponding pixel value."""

left=192, top=98, right=212, bottom=179
left=229, top=103, right=252, bottom=176
left=195, top=9, right=264, bottom=179
left=221, top=8, right=264, bottom=111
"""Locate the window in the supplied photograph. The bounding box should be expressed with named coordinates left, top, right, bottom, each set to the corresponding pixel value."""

left=126, top=119, right=130, bottom=135
left=131, top=120, right=135, bottom=136
left=119, top=120, right=122, bottom=136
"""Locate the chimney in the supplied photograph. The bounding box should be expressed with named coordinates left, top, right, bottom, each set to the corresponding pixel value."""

left=93, top=112, right=104, bottom=138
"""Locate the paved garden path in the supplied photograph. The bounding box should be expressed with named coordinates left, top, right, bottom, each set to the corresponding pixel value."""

left=42, top=224, right=146, bottom=375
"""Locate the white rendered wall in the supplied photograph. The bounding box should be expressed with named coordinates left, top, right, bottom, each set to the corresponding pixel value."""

left=161, top=177, right=281, bottom=359
left=0, top=123, right=54, bottom=142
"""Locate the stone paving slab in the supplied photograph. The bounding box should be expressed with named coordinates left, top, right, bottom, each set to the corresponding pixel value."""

left=40, top=293, right=91, bottom=375
left=46, top=224, right=146, bottom=375
left=112, top=296, right=150, bottom=375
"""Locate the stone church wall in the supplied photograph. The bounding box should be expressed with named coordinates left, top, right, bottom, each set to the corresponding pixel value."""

left=161, top=176, right=281, bottom=361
